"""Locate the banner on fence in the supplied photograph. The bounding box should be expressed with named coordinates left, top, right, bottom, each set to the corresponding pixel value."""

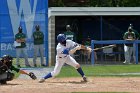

left=0, top=0, right=48, bottom=57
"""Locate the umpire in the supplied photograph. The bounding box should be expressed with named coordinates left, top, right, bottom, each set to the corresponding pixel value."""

left=32, top=25, right=45, bottom=67
left=0, top=55, right=37, bottom=85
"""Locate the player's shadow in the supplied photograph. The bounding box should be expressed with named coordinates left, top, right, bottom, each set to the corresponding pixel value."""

left=69, top=81, right=87, bottom=84
left=49, top=81, right=87, bottom=84
left=1, top=83, right=22, bottom=86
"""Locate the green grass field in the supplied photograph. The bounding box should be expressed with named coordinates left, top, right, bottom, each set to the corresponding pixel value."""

left=14, top=64, right=140, bottom=78
left=72, top=92, right=129, bottom=93
left=57, top=64, right=140, bottom=77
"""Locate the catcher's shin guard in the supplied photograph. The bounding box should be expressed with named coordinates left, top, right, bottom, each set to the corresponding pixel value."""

left=0, top=72, right=7, bottom=81
left=0, top=80, right=7, bottom=85
left=7, top=72, right=14, bottom=81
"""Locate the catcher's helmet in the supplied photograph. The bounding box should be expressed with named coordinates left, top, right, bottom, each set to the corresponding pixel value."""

left=2, top=55, right=13, bottom=61
left=57, top=34, right=66, bottom=43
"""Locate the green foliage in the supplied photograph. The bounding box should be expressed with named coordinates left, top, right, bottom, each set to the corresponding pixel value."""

left=49, top=0, right=140, bottom=7
left=57, top=65, right=140, bottom=77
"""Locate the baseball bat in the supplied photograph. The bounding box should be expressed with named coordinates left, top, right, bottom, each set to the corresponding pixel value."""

left=91, top=44, right=116, bottom=51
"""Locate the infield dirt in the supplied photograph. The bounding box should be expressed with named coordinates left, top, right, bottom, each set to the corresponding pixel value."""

left=0, top=77, right=140, bottom=93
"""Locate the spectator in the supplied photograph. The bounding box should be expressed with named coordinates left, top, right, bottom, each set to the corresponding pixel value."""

left=81, top=36, right=97, bottom=63
left=64, top=25, right=77, bottom=58
left=129, top=24, right=140, bottom=63
left=129, top=23, right=140, bottom=40
left=64, top=25, right=76, bottom=41
left=123, top=27, right=136, bottom=64
left=15, top=26, right=30, bottom=67
left=32, top=25, right=45, bottom=67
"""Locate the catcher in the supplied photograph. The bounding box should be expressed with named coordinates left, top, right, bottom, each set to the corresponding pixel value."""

left=0, top=55, right=37, bottom=85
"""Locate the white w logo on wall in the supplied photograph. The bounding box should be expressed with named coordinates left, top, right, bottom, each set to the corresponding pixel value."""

left=7, top=0, right=37, bottom=39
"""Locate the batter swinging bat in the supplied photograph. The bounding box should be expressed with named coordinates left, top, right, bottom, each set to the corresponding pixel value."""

left=92, top=44, right=116, bottom=51
left=81, top=44, right=116, bottom=52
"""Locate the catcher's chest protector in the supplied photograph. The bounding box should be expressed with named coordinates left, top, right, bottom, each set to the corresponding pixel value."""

left=0, top=60, right=12, bottom=74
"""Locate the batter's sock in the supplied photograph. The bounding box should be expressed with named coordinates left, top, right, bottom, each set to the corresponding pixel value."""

left=77, top=67, right=85, bottom=77
left=44, top=73, right=52, bottom=79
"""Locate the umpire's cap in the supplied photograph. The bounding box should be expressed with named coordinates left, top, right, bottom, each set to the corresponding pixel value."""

left=57, top=34, right=66, bottom=43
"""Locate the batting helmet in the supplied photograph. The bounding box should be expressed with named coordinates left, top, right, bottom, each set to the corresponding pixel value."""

left=2, top=55, right=13, bottom=61
left=57, top=34, right=66, bottom=43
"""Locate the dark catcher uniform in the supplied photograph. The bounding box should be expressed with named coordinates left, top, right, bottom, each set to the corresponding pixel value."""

left=0, top=55, right=19, bottom=84
left=0, top=55, right=37, bottom=85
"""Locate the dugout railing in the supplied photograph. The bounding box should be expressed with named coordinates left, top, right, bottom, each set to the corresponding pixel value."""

left=91, top=40, right=140, bottom=65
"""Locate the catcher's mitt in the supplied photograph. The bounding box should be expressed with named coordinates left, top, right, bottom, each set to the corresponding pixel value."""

left=28, top=72, right=37, bottom=80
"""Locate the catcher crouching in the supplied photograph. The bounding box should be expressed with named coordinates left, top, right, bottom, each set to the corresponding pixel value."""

left=0, top=55, right=37, bottom=85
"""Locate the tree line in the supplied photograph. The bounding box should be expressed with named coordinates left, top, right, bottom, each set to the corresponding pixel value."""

left=49, top=0, right=140, bottom=7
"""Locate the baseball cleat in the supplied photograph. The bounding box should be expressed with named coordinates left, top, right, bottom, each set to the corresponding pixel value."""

left=83, top=76, right=87, bottom=82
left=38, top=78, right=45, bottom=83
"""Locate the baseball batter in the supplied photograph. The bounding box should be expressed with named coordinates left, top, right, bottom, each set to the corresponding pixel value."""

left=39, top=34, right=87, bottom=83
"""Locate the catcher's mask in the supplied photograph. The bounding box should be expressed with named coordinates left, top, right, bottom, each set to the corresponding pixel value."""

left=2, top=55, right=13, bottom=62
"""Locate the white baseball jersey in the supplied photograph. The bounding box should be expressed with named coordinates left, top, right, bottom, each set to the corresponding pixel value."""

left=56, top=40, right=76, bottom=58
left=51, top=40, right=79, bottom=77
